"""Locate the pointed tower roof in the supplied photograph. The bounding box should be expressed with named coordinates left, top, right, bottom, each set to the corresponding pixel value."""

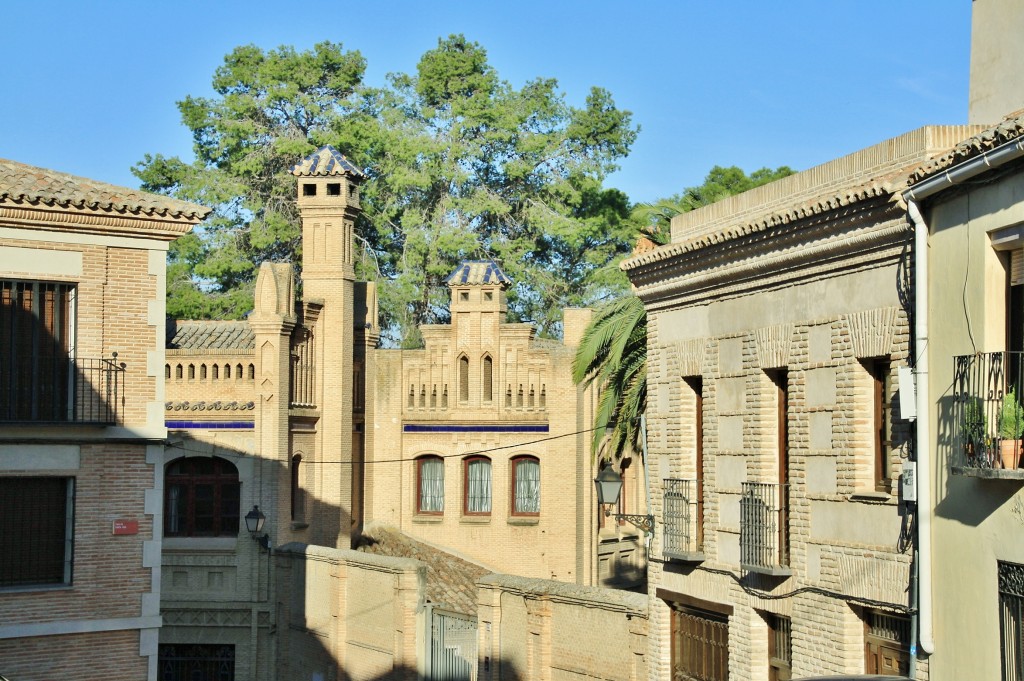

left=446, top=260, right=512, bottom=287
left=290, top=145, right=364, bottom=178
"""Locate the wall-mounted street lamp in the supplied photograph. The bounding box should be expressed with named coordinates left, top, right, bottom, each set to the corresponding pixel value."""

left=594, top=467, right=655, bottom=535
left=244, top=505, right=271, bottom=550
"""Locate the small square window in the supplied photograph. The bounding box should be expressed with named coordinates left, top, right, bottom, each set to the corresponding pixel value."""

left=327, top=183, right=341, bottom=196
left=303, top=184, right=316, bottom=196
left=460, top=291, right=469, bottom=302
left=484, top=291, right=493, bottom=301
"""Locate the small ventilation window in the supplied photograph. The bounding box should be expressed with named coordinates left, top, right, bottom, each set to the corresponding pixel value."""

left=484, top=291, right=493, bottom=301
left=327, top=183, right=341, bottom=196
left=303, top=184, right=317, bottom=196
left=460, top=291, right=469, bottom=302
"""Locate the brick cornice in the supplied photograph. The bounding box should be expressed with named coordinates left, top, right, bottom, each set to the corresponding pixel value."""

left=0, top=202, right=197, bottom=241
left=632, top=200, right=909, bottom=311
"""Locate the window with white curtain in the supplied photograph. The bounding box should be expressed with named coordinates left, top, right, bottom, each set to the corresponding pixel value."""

left=464, top=457, right=492, bottom=514
left=512, top=456, right=540, bottom=515
left=417, top=456, right=445, bottom=514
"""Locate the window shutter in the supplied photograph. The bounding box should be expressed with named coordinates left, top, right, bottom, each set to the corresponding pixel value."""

left=1012, top=248, right=1024, bottom=286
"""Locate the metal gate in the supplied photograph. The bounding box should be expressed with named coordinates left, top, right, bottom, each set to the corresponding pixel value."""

left=427, top=607, right=477, bottom=681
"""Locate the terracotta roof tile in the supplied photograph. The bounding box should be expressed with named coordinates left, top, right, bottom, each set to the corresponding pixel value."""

left=0, top=158, right=210, bottom=220
left=167, top=320, right=255, bottom=350
left=355, top=525, right=490, bottom=615
left=910, top=109, right=1024, bottom=183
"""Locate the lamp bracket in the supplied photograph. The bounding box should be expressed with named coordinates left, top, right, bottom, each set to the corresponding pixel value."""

left=612, top=513, right=655, bottom=535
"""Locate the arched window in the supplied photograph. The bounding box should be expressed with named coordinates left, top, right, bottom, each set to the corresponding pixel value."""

left=188, top=364, right=195, bottom=380
left=248, top=364, right=255, bottom=380
left=235, top=364, right=243, bottom=380
left=511, top=456, right=540, bottom=515
left=459, top=355, right=470, bottom=402
left=175, top=364, right=183, bottom=379
left=291, top=454, right=305, bottom=522
left=165, top=457, right=240, bottom=537
left=416, top=455, right=444, bottom=514
left=224, top=364, right=231, bottom=379
left=212, top=364, right=219, bottom=379
left=200, top=364, right=207, bottom=380
left=464, top=456, right=492, bottom=515
left=165, top=364, right=171, bottom=379
left=482, top=355, right=493, bottom=402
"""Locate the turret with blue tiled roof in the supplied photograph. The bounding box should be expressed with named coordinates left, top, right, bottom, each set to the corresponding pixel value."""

left=447, top=259, right=510, bottom=317
left=290, top=145, right=364, bottom=178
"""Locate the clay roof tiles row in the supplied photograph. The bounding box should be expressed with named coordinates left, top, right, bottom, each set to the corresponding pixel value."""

left=0, top=158, right=210, bottom=220
left=166, top=320, right=255, bottom=350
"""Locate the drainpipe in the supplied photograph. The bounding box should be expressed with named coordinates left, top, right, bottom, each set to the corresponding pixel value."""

left=907, top=199, right=935, bottom=659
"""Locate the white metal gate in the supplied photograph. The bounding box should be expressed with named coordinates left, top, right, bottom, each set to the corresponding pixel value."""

left=427, top=607, right=477, bottom=681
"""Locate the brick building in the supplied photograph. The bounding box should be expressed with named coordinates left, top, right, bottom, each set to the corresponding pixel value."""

left=0, top=159, right=207, bottom=680
left=622, top=125, right=983, bottom=680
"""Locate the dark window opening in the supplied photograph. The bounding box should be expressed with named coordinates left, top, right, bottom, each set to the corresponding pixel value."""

left=165, top=457, right=240, bottom=537
left=303, top=184, right=316, bottom=196
left=327, top=183, right=341, bottom=196
left=0, top=476, right=73, bottom=587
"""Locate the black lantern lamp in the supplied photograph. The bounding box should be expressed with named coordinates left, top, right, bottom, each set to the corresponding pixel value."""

left=594, top=467, right=654, bottom=535
left=245, top=505, right=270, bottom=550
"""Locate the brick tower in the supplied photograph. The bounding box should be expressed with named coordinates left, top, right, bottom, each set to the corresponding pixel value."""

left=291, top=146, right=365, bottom=548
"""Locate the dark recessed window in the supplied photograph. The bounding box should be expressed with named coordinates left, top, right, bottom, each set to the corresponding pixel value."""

left=0, top=476, right=74, bottom=587
left=303, top=184, right=316, bottom=196
left=327, top=183, right=341, bottom=196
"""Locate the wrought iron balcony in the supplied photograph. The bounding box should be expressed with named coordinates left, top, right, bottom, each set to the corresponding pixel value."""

left=663, top=478, right=704, bottom=562
left=952, top=352, right=1024, bottom=478
left=740, top=481, right=792, bottom=576
left=0, top=355, right=125, bottom=425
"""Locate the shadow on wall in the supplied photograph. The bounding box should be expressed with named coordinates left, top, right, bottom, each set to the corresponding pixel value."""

left=934, top=392, right=1020, bottom=527
left=0, top=281, right=123, bottom=425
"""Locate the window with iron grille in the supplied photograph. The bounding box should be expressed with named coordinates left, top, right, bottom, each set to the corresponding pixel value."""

left=159, top=643, right=235, bottom=681
left=0, top=280, right=75, bottom=422
left=0, top=476, right=74, bottom=587
left=165, top=457, right=240, bottom=537
left=670, top=604, right=729, bottom=681
left=1000, top=561, right=1024, bottom=681
left=765, top=612, right=792, bottom=681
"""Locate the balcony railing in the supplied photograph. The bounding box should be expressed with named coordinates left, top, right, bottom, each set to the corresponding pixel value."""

left=663, top=478, right=704, bottom=562
left=740, top=481, right=791, bottom=576
left=952, top=352, right=1024, bottom=476
left=0, top=355, right=125, bottom=425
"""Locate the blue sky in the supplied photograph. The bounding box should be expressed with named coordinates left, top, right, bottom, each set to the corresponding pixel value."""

left=2, top=1, right=970, bottom=204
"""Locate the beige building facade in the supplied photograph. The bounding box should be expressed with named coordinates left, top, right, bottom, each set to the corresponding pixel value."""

left=156, top=145, right=647, bottom=679
left=0, top=159, right=207, bottom=680
left=906, top=113, right=1024, bottom=681
left=623, top=125, right=983, bottom=680
left=367, top=263, right=645, bottom=588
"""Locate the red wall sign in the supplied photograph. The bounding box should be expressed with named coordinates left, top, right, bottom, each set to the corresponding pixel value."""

left=113, top=520, right=139, bottom=535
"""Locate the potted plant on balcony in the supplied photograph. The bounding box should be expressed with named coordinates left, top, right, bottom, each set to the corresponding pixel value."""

left=962, top=396, right=988, bottom=464
left=997, top=389, right=1024, bottom=469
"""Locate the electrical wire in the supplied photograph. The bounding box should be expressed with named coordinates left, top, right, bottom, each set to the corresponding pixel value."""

left=165, top=424, right=603, bottom=465
left=651, top=558, right=914, bottom=614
